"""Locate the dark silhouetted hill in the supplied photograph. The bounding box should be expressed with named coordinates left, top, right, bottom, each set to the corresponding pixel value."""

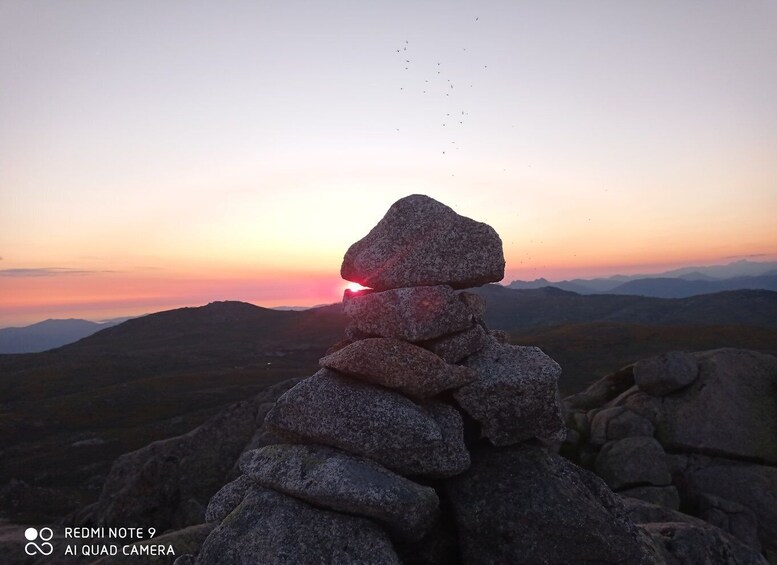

left=2, top=292, right=776, bottom=522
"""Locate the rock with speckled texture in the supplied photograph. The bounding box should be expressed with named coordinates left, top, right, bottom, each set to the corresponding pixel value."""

left=195, top=486, right=400, bottom=565
left=341, top=194, right=505, bottom=291
left=241, top=444, right=439, bottom=541
left=447, top=444, right=658, bottom=565
left=596, top=437, right=671, bottom=490
left=319, top=337, right=476, bottom=399
left=454, top=336, right=565, bottom=445
left=417, top=324, right=489, bottom=364
left=264, top=369, right=470, bottom=478
left=343, top=285, right=478, bottom=342
left=204, top=474, right=254, bottom=523
left=634, top=351, right=699, bottom=396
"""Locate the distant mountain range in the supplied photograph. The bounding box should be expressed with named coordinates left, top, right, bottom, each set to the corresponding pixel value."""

left=507, top=259, right=777, bottom=298
left=0, top=317, right=132, bottom=354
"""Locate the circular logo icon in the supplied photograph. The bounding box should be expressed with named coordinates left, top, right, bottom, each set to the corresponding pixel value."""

left=24, top=527, right=54, bottom=556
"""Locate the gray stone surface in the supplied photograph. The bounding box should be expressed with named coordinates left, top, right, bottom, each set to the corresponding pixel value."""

left=75, top=398, right=258, bottom=531
left=319, top=337, right=476, bottom=399
left=454, top=336, right=565, bottom=445
left=195, top=486, right=400, bottom=565
left=265, top=369, right=470, bottom=477
left=620, top=496, right=706, bottom=526
left=596, top=437, right=671, bottom=490
left=634, top=351, right=699, bottom=396
left=698, top=493, right=762, bottom=553
left=446, top=444, right=657, bottom=565
left=655, top=349, right=777, bottom=464
left=341, top=194, right=505, bottom=291
left=343, top=285, right=477, bottom=342
left=204, top=474, right=255, bottom=523
left=590, top=406, right=655, bottom=446
left=417, top=324, right=488, bottom=364
left=618, top=486, right=680, bottom=510
left=564, top=365, right=636, bottom=412
left=641, top=522, right=768, bottom=565
left=241, top=444, right=439, bottom=541
left=668, top=453, right=777, bottom=558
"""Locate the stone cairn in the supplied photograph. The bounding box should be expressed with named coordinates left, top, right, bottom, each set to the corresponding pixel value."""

left=190, top=195, right=625, bottom=564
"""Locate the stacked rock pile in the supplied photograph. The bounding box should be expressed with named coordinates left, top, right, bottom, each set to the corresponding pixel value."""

left=189, top=195, right=660, bottom=564
left=189, top=195, right=564, bottom=563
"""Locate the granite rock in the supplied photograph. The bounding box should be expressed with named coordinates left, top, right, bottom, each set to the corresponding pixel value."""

left=204, top=474, right=255, bottom=523
left=446, top=444, right=657, bottom=564
left=341, top=194, right=505, bottom=291
left=454, top=336, right=565, bottom=445
left=319, top=337, right=476, bottom=399
left=634, top=351, right=699, bottom=396
left=417, top=324, right=488, bottom=364
left=343, top=285, right=477, bottom=342
left=589, top=406, right=655, bottom=446
left=264, top=369, right=470, bottom=477
left=241, top=444, right=439, bottom=541
left=641, top=522, right=768, bottom=565
left=595, top=437, right=671, bottom=490
left=195, top=487, right=400, bottom=565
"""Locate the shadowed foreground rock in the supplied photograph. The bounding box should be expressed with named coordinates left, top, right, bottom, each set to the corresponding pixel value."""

left=195, top=487, right=401, bottom=565
left=446, top=444, right=658, bottom=565
left=564, top=347, right=777, bottom=561
left=241, top=444, right=439, bottom=541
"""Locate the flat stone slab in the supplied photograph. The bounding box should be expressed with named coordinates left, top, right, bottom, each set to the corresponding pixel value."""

left=319, top=337, right=476, bottom=399
left=241, top=444, right=439, bottom=541
left=343, top=285, right=477, bottom=342
left=264, top=369, right=470, bottom=478
left=341, top=194, right=505, bottom=291
left=454, top=336, right=565, bottom=445
left=196, top=486, right=400, bottom=565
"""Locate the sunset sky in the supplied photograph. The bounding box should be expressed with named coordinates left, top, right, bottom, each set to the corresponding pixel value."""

left=2, top=1, right=776, bottom=327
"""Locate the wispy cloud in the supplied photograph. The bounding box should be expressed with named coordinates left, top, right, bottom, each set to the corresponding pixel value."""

left=0, top=268, right=104, bottom=277
left=724, top=253, right=769, bottom=260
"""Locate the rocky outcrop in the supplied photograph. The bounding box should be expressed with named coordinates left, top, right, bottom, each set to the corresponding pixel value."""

left=446, top=444, right=657, bottom=564
left=70, top=379, right=298, bottom=531
left=93, top=195, right=766, bottom=564
left=193, top=195, right=613, bottom=563
left=563, top=347, right=777, bottom=562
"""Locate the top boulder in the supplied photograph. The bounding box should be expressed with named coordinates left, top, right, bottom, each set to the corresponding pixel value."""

left=341, top=195, right=505, bottom=291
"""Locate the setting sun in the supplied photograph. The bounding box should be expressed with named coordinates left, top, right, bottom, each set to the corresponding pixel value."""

left=345, top=282, right=370, bottom=293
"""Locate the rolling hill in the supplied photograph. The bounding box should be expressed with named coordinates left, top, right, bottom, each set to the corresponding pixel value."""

left=1, top=289, right=776, bottom=522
